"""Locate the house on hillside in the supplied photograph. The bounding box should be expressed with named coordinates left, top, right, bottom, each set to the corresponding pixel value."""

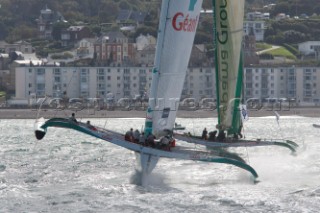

left=94, top=31, right=135, bottom=66
left=275, top=13, right=288, bottom=21
left=243, top=20, right=266, bottom=41
left=0, top=40, right=33, bottom=54
left=76, top=38, right=96, bottom=59
left=135, top=34, right=156, bottom=51
left=0, top=54, right=9, bottom=70
left=61, top=26, right=93, bottom=47
left=298, top=41, right=320, bottom=55
left=36, top=6, right=66, bottom=39
left=246, top=11, right=269, bottom=20
left=0, top=41, right=9, bottom=53
left=4, top=41, right=33, bottom=54
left=134, top=44, right=155, bottom=67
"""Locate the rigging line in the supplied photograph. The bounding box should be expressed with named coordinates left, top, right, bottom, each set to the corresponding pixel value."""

left=191, top=118, right=199, bottom=150
left=242, top=123, right=251, bottom=165
left=35, top=95, right=47, bottom=120
left=274, top=111, right=285, bottom=140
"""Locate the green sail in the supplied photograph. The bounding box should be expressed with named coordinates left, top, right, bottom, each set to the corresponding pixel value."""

left=212, top=0, right=245, bottom=135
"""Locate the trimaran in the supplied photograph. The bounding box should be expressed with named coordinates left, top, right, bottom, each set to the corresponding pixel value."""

left=174, top=0, right=298, bottom=152
left=34, top=0, right=298, bottom=183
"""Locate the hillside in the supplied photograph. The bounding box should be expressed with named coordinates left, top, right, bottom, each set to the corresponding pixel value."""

left=0, top=0, right=319, bottom=45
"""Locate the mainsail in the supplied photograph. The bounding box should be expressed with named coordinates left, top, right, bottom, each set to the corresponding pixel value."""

left=145, top=0, right=203, bottom=137
left=213, top=0, right=245, bottom=136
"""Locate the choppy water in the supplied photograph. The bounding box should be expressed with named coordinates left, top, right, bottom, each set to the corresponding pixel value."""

left=0, top=116, right=320, bottom=212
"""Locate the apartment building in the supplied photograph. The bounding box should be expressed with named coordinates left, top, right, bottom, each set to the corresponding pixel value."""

left=15, top=65, right=320, bottom=105
left=244, top=66, right=320, bottom=104
left=15, top=66, right=153, bottom=101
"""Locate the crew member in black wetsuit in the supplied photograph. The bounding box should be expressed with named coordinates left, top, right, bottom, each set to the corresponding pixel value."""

left=70, top=113, right=77, bottom=123
left=201, top=128, right=208, bottom=140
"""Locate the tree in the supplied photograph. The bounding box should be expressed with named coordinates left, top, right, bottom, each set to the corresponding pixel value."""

left=6, top=25, right=37, bottom=42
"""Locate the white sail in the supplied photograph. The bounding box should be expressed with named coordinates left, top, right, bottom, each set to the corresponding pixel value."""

left=145, top=0, right=203, bottom=137
left=213, top=0, right=245, bottom=134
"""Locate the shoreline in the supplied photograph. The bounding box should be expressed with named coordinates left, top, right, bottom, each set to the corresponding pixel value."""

left=0, top=107, right=320, bottom=119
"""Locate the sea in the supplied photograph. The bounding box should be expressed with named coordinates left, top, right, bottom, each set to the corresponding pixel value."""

left=0, top=115, right=319, bottom=212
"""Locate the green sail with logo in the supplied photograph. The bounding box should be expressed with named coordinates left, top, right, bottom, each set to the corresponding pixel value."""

left=213, top=0, right=245, bottom=135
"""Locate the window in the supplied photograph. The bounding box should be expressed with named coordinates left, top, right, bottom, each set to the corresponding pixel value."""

left=246, top=83, right=252, bottom=88
left=37, top=84, right=45, bottom=90
left=124, top=68, right=130, bottom=74
left=54, top=76, right=61, bottom=82
left=81, top=77, right=87, bottom=83
left=53, top=69, right=61, bottom=75
left=98, top=68, right=105, bottom=75
left=37, top=69, right=45, bottom=75
left=117, top=76, right=120, bottom=80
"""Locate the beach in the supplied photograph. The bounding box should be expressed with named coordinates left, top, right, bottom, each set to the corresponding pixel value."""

left=1, top=106, right=320, bottom=119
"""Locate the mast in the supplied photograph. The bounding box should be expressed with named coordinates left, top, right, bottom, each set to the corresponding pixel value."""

left=144, top=0, right=170, bottom=137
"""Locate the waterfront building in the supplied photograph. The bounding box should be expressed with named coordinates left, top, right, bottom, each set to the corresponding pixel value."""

left=14, top=65, right=320, bottom=106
